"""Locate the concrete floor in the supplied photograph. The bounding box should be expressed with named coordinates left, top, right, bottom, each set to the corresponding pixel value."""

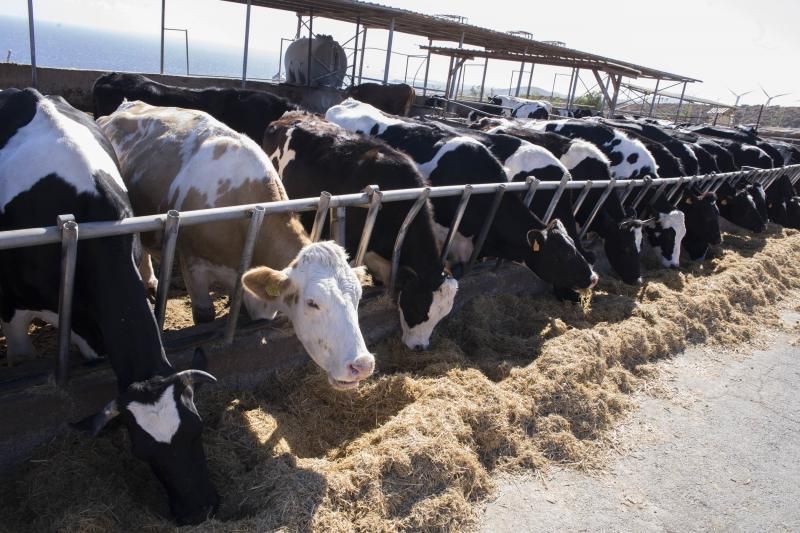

left=481, top=311, right=800, bottom=533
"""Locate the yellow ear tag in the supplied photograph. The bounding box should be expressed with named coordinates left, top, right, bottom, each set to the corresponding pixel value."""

left=532, top=241, right=540, bottom=252
left=266, top=284, right=281, bottom=297
left=685, top=197, right=693, bottom=205
left=720, top=199, right=728, bottom=206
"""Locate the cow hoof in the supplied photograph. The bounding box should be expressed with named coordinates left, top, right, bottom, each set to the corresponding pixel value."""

left=553, top=287, right=581, bottom=303
left=192, top=307, right=216, bottom=324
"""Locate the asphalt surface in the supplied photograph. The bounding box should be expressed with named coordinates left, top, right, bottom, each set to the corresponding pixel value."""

left=481, top=310, right=800, bottom=533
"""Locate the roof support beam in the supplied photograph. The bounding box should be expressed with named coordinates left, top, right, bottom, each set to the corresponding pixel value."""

left=479, top=56, right=489, bottom=101
left=422, top=38, right=432, bottom=96
left=306, top=12, right=313, bottom=87
left=350, top=16, right=360, bottom=87
left=241, top=0, right=251, bottom=88
left=607, top=74, right=621, bottom=118
left=383, top=17, right=395, bottom=84
left=27, top=0, right=37, bottom=88
left=357, top=27, right=367, bottom=83
left=592, top=69, right=611, bottom=107
left=674, top=81, right=687, bottom=124
left=648, top=78, right=661, bottom=117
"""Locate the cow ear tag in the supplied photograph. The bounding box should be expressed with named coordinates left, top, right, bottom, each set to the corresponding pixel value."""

left=532, top=241, right=540, bottom=252
left=720, top=199, right=728, bottom=205
left=685, top=196, right=693, bottom=205
left=266, top=283, right=281, bottom=298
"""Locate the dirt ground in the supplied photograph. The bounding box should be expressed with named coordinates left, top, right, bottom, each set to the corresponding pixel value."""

left=481, top=309, right=800, bottom=532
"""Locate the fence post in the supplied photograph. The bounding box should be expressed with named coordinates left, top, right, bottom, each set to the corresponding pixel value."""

left=631, top=177, right=654, bottom=210
left=440, top=185, right=473, bottom=265
left=618, top=180, right=637, bottom=205
left=464, top=184, right=506, bottom=276
left=309, top=192, right=331, bottom=242
left=522, top=176, right=540, bottom=208
left=543, top=172, right=571, bottom=224
left=665, top=176, right=686, bottom=205
left=390, top=188, right=430, bottom=293
left=330, top=206, right=347, bottom=246
left=353, top=185, right=382, bottom=266
left=224, top=205, right=266, bottom=344
left=155, top=210, right=180, bottom=331
left=648, top=180, right=670, bottom=206
left=579, top=178, right=615, bottom=240
left=571, top=180, right=593, bottom=217
left=56, top=215, right=78, bottom=387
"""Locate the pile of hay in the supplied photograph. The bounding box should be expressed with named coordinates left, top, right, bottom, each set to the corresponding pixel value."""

left=2, top=226, right=799, bottom=532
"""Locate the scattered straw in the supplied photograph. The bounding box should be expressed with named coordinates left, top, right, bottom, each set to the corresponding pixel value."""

left=2, top=225, right=799, bottom=532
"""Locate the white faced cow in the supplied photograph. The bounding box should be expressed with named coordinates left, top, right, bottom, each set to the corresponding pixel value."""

left=0, top=88, right=219, bottom=524
left=97, top=101, right=374, bottom=390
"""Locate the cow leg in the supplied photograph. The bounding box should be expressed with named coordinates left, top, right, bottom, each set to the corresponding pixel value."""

left=1, top=310, right=36, bottom=366
left=179, top=255, right=216, bottom=324
left=138, top=251, right=158, bottom=303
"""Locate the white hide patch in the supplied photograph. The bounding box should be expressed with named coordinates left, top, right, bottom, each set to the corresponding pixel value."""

left=325, top=97, right=404, bottom=136
left=606, top=129, right=659, bottom=179
left=0, top=96, right=125, bottom=211
left=416, top=136, right=485, bottom=178
left=560, top=139, right=611, bottom=171
left=399, top=276, right=458, bottom=349
left=658, top=210, right=686, bottom=267
left=126, top=385, right=181, bottom=444
left=502, top=141, right=567, bottom=182
left=1, top=309, right=99, bottom=360
left=268, top=126, right=297, bottom=176
left=633, top=226, right=643, bottom=254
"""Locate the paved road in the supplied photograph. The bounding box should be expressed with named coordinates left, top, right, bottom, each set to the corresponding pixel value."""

left=481, top=311, right=800, bottom=533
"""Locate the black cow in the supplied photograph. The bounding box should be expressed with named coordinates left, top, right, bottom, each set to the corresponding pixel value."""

left=717, top=181, right=766, bottom=232
left=697, top=138, right=739, bottom=172
left=326, top=99, right=598, bottom=301
left=757, top=141, right=785, bottom=167
left=92, top=72, right=298, bottom=141
left=262, top=111, right=457, bottom=351
left=689, top=125, right=758, bottom=144
left=720, top=140, right=774, bottom=169
left=677, top=188, right=721, bottom=260
left=688, top=142, right=720, bottom=174
left=0, top=88, right=218, bottom=524
left=766, top=175, right=800, bottom=229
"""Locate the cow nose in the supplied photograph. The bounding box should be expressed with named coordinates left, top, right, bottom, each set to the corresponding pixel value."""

left=348, top=355, right=375, bottom=378
left=589, top=271, right=599, bottom=288
left=413, top=343, right=428, bottom=352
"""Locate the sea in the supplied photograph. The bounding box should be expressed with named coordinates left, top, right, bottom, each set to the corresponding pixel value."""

left=0, top=16, right=279, bottom=81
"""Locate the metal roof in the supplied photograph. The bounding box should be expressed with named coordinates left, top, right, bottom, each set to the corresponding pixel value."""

left=620, top=82, right=730, bottom=107
left=221, top=0, right=700, bottom=83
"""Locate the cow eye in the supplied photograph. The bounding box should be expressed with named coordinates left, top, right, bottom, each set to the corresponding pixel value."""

left=306, top=299, right=320, bottom=310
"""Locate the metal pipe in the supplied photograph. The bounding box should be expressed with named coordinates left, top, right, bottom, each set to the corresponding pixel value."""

left=608, top=75, right=621, bottom=118
left=565, top=68, right=575, bottom=109
left=568, top=68, right=580, bottom=111
left=464, top=184, right=506, bottom=276
left=306, top=11, right=313, bottom=87
left=618, top=179, right=637, bottom=205
left=649, top=180, right=670, bottom=206
left=351, top=17, right=360, bottom=87
left=648, top=78, right=661, bottom=117
left=440, top=185, right=473, bottom=264
left=56, top=216, right=78, bottom=386
left=383, top=18, right=395, bottom=85
left=572, top=180, right=593, bottom=216
left=422, top=38, right=432, bottom=97
left=28, top=0, right=38, bottom=88
left=674, top=81, right=688, bottom=124
left=667, top=177, right=686, bottom=207
left=330, top=206, right=346, bottom=245
left=543, top=173, right=571, bottom=223
left=579, top=178, right=616, bottom=240
left=241, top=0, right=251, bottom=88
left=526, top=63, right=535, bottom=98
left=631, top=177, right=654, bottom=209
left=155, top=210, right=180, bottom=331
left=224, top=205, right=266, bottom=344
left=159, top=0, right=165, bottom=74
left=515, top=58, right=526, bottom=97
left=353, top=186, right=382, bottom=266
left=358, top=27, right=367, bottom=84
left=390, top=188, right=430, bottom=292
left=309, top=191, right=331, bottom=242
left=478, top=56, right=489, bottom=102
left=522, top=176, right=540, bottom=208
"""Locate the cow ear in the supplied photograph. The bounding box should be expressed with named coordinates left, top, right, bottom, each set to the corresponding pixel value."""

left=395, top=266, right=419, bottom=290
left=71, top=399, right=119, bottom=437
left=242, top=266, right=290, bottom=300
left=352, top=265, right=373, bottom=287
left=526, top=229, right=546, bottom=252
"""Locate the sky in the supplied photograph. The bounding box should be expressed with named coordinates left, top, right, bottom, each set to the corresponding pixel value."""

left=3, top=0, right=799, bottom=107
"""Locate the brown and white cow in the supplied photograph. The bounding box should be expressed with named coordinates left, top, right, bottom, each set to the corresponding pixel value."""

left=97, top=101, right=374, bottom=390
left=345, top=83, right=416, bottom=116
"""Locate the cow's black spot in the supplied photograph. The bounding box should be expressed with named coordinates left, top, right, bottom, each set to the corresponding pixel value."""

left=608, top=151, right=624, bottom=166
left=627, top=152, right=639, bottom=164
left=370, top=123, right=380, bottom=136
left=609, top=138, right=622, bottom=148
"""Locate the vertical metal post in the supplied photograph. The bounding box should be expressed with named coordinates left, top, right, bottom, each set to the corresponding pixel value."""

left=56, top=215, right=78, bottom=386
left=353, top=186, right=382, bottom=266
left=440, top=185, right=473, bottom=264
left=444, top=58, right=455, bottom=104
left=183, top=29, right=189, bottom=75
left=330, top=206, right=346, bottom=246
left=306, top=10, right=313, bottom=87
left=478, top=56, right=489, bottom=102
left=310, top=192, right=332, bottom=242
left=451, top=32, right=465, bottom=99
left=599, top=75, right=611, bottom=115
left=224, top=205, right=266, bottom=344
left=665, top=177, right=686, bottom=205
left=522, top=176, right=540, bottom=208
left=579, top=179, right=616, bottom=240
left=27, top=0, right=38, bottom=88
left=568, top=68, right=580, bottom=111
left=526, top=63, right=535, bottom=98
left=464, top=184, right=506, bottom=276
left=648, top=78, right=661, bottom=117
left=422, top=38, right=432, bottom=96
left=155, top=210, right=180, bottom=331
left=515, top=54, right=526, bottom=97
left=241, top=0, right=251, bottom=88
left=358, top=27, right=367, bottom=83
left=571, top=180, right=593, bottom=216
left=618, top=179, right=637, bottom=205
left=383, top=18, right=395, bottom=85
left=390, top=188, right=430, bottom=292
left=351, top=17, right=360, bottom=87
left=159, top=0, right=165, bottom=74
left=543, top=173, right=571, bottom=224
left=631, top=177, right=654, bottom=209
left=608, top=75, right=621, bottom=117
left=648, top=180, right=670, bottom=205
left=565, top=68, right=575, bottom=109
left=674, top=81, right=687, bottom=124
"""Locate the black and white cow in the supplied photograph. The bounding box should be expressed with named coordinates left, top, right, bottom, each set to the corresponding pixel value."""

left=687, top=142, right=720, bottom=174
left=697, top=138, right=739, bottom=172
left=720, top=140, right=774, bottom=169
left=326, top=98, right=598, bottom=301
left=92, top=72, right=299, bottom=141
left=676, top=187, right=721, bottom=260
left=262, top=111, right=457, bottom=350
left=716, top=181, right=766, bottom=232
left=0, top=88, right=218, bottom=524
left=600, top=118, right=700, bottom=176
left=469, top=117, right=646, bottom=284
left=489, top=95, right=551, bottom=119
left=765, top=174, right=800, bottom=229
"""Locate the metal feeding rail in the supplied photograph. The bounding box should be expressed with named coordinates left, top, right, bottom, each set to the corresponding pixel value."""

left=1, top=166, right=799, bottom=386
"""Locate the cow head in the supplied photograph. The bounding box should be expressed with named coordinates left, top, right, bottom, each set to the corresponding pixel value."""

left=75, top=350, right=219, bottom=525
left=679, top=190, right=721, bottom=261
left=597, top=209, right=644, bottom=284
left=242, top=241, right=375, bottom=390
left=746, top=183, right=769, bottom=223
left=717, top=183, right=766, bottom=233
left=525, top=219, right=599, bottom=290
left=787, top=197, right=800, bottom=229
left=644, top=210, right=686, bottom=268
